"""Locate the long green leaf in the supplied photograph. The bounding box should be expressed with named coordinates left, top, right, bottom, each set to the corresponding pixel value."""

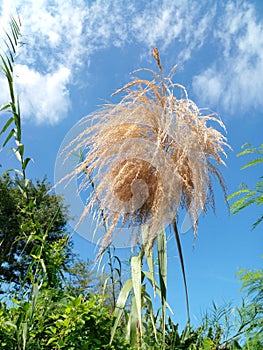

left=143, top=291, right=159, bottom=342
left=157, top=229, right=167, bottom=298
left=11, top=15, right=21, bottom=38
left=173, top=219, right=190, bottom=324
left=4, top=50, right=14, bottom=71
left=0, top=103, right=11, bottom=112
left=142, top=270, right=173, bottom=313
left=157, top=229, right=167, bottom=347
left=22, top=157, right=31, bottom=171
left=22, top=322, right=27, bottom=350
left=131, top=255, right=142, bottom=337
left=111, top=278, right=133, bottom=344
left=13, top=147, right=22, bottom=162
left=126, top=295, right=139, bottom=347
left=0, top=116, right=14, bottom=135
left=227, top=188, right=250, bottom=201
left=2, top=128, right=15, bottom=147
left=241, top=157, right=263, bottom=170
left=142, top=225, right=156, bottom=294
left=5, top=31, right=16, bottom=53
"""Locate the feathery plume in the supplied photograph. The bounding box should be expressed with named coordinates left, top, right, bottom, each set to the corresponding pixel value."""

left=64, top=50, right=228, bottom=252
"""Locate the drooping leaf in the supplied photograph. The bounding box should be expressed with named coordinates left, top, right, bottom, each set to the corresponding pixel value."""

left=22, top=157, right=31, bottom=171
left=2, top=128, right=15, bottom=147
left=241, top=157, right=263, bottom=170
left=0, top=103, right=11, bottom=112
left=0, top=116, right=14, bottom=135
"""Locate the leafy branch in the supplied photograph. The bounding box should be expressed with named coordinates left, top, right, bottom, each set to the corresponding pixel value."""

left=228, top=143, right=263, bottom=229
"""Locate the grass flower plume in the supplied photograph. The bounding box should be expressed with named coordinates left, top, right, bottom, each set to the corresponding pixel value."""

left=65, top=48, right=228, bottom=251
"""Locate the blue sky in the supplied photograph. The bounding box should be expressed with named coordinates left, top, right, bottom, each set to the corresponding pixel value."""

left=0, top=0, right=262, bottom=327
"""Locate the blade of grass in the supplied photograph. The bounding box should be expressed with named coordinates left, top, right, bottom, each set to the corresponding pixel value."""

left=131, top=255, right=142, bottom=338
left=127, top=295, right=139, bottom=347
left=110, top=278, right=133, bottom=344
left=142, top=225, right=156, bottom=295
left=157, top=229, right=167, bottom=347
left=173, top=219, right=190, bottom=324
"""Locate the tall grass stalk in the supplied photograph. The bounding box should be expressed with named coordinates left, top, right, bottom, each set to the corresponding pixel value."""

left=0, top=15, right=31, bottom=180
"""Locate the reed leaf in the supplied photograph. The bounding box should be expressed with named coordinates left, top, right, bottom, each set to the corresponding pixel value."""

left=131, top=255, right=143, bottom=338
left=157, top=229, right=167, bottom=347
left=173, top=219, right=190, bottom=324
left=111, top=278, right=133, bottom=344
left=142, top=225, right=156, bottom=294
left=126, top=295, right=139, bottom=347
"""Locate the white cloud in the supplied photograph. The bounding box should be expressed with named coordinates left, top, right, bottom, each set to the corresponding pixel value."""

left=0, top=76, right=9, bottom=105
left=192, top=1, right=263, bottom=115
left=14, top=64, right=71, bottom=124
left=131, top=0, right=215, bottom=61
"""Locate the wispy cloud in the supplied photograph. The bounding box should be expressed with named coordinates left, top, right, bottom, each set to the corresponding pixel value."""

left=192, top=1, right=263, bottom=115
left=14, top=64, right=71, bottom=124
left=0, top=0, right=89, bottom=124
left=131, top=0, right=215, bottom=61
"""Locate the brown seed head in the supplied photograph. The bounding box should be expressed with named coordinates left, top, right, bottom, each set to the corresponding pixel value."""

left=63, top=55, right=229, bottom=252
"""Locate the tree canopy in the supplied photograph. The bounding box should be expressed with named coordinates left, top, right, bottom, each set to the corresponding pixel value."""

left=0, top=175, right=73, bottom=291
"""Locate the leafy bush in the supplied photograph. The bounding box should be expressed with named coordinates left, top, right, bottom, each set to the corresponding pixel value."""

left=0, top=291, right=131, bottom=349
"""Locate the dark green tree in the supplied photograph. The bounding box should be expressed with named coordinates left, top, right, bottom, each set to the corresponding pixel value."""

left=65, top=258, right=98, bottom=296
left=0, top=174, right=73, bottom=292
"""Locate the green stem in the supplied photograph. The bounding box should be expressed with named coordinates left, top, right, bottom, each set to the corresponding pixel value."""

left=172, top=219, right=190, bottom=324
left=108, top=247, right=117, bottom=309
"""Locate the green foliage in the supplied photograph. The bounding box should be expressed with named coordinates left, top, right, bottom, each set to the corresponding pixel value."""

left=227, top=142, right=263, bottom=346
left=65, top=257, right=117, bottom=301
left=238, top=266, right=263, bottom=343
left=65, top=258, right=97, bottom=296
left=0, top=175, right=72, bottom=292
left=0, top=283, right=40, bottom=350
left=228, top=143, right=263, bottom=229
left=197, top=296, right=263, bottom=349
left=0, top=290, right=131, bottom=349
left=138, top=271, right=263, bottom=349
left=99, top=246, right=123, bottom=309
left=164, top=319, right=202, bottom=350
left=238, top=268, right=263, bottom=305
